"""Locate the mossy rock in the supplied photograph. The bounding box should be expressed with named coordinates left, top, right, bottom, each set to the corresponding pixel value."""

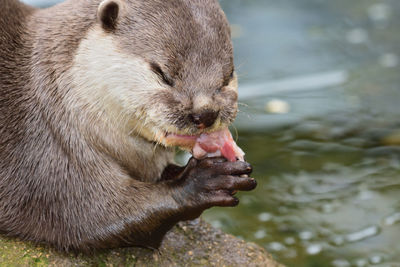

left=0, top=219, right=282, bottom=266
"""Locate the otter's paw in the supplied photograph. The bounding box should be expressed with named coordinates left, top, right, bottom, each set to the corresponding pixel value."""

left=173, top=157, right=256, bottom=215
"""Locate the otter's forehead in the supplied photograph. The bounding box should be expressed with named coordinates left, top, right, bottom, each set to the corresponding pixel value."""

left=118, top=0, right=231, bottom=46
left=115, top=0, right=233, bottom=91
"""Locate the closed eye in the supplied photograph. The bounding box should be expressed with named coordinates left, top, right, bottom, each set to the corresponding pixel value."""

left=150, top=62, right=174, bottom=87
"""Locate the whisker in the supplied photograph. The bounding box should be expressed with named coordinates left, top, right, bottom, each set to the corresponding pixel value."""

left=231, top=123, right=239, bottom=142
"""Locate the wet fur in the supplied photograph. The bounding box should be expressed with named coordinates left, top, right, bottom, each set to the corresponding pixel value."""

left=0, top=0, right=247, bottom=251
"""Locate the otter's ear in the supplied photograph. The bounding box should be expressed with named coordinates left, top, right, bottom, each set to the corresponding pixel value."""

left=98, top=0, right=120, bottom=31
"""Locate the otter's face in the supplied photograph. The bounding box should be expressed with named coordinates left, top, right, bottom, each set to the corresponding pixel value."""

left=71, top=0, right=238, bottom=148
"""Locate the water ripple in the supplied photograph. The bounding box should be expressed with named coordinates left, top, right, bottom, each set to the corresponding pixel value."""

left=345, top=226, right=380, bottom=243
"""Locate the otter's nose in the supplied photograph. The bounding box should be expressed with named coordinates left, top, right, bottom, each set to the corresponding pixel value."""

left=190, top=110, right=219, bottom=129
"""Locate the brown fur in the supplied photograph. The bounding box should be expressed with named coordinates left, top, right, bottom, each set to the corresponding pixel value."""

left=0, top=0, right=252, bottom=252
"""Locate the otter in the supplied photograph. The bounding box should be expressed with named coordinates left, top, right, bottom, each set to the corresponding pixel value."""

left=0, top=0, right=256, bottom=252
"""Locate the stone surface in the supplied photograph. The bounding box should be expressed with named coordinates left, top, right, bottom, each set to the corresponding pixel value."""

left=0, top=219, right=282, bottom=266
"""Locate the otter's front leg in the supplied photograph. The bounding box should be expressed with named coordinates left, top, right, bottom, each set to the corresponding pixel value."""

left=83, top=158, right=256, bottom=251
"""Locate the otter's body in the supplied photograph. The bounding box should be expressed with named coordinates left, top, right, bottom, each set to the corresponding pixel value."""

left=0, top=0, right=256, bottom=251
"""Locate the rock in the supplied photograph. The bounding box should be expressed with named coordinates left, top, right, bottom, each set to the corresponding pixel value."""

left=0, top=219, right=282, bottom=267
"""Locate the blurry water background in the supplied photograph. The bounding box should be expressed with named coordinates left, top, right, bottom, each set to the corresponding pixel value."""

left=23, top=0, right=400, bottom=266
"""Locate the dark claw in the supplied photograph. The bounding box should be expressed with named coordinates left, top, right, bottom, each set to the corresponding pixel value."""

left=232, top=196, right=240, bottom=206
left=250, top=178, right=257, bottom=190
left=239, top=177, right=257, bottom=191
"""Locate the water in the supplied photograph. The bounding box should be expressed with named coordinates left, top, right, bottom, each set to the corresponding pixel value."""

left=20, top=0, right=400, bottom=266
left=202, top=0, right=400, bottom=266
left=204, top=126, right=400, bottom=266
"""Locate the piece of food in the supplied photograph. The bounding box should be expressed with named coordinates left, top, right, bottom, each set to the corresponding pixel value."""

left=192, top=128, right=245, bottom=162
left=164, top=128, right=245, bottom=162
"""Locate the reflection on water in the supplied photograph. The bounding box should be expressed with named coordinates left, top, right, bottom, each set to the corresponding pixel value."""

left=202, top=0, right=400, bottom=266
left=239, top=70, right=349, bottom=100
left=20, top=0, right=400, bottom=266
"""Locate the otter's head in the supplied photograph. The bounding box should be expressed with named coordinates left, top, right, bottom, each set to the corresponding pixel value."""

left=72, top=0, right=238, bottom=148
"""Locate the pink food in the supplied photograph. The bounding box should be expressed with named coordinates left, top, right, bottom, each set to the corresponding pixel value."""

left=164, top=128, right=245, bottom=162
left=192, top=129, right=245, bottom=162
